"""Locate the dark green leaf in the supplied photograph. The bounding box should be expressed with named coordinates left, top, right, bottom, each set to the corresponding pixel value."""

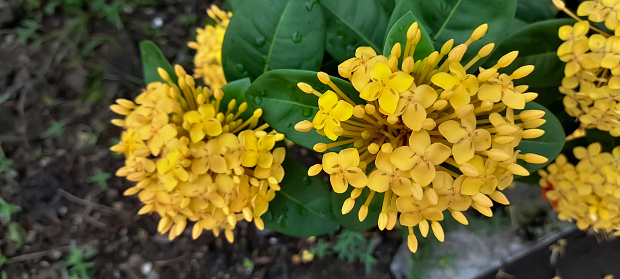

left=263, top=157, right=340, bottom=237
left=139, top=40, right=177, bottom=84
left=322, top=0, right=392, bottom=62
left=483, top=19, right=576, bottom=88
left=515, top=0, right=557, bottom=23
left=585, top=129, right=618, bottom=151
left=387, top=0, right=517, bottom=63
left=245, top=69, right=362, bottom=150
left=221, top=78, right=254, bottom=120
left=383, top=12, right=434, bottom=63
left=222, top=0, right=325, bottom=81
left=225, top=0, right=244, bottom=12
left=516, top=102, right=565, bottom=174
left=331, top=187, right=383, bottom=231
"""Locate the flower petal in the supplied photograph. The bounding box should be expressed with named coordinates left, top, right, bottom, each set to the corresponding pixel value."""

left=411, top=161, right=435, bottom=186
left=438, top=120, right=467, bottom=143
left=391, top=146, right=416, bottom=171
left=402, top=104, right=426, bottom=131
left=408, top=130, right=431, bottom=154
left=345, top=167, right=368, bottom=188
left=378, top=89, right=399, bottom=114
left=367, top=170, right=390, bottom=192
left=386, top=72, right=414, bottom=92
left=453, top=140, right=475, bottom=165
left=426, top=143, right=451, bottom=165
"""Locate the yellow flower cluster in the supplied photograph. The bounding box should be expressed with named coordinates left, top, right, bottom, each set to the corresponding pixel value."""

left=539, top=143, right=620, bottom=236
left=188, top=5, right=231, bottom=90
left=110, top=66, right=285, bottom=242
left=554, top=0, right=620, bottom=136
left=296, top=23, right=548, bottom=253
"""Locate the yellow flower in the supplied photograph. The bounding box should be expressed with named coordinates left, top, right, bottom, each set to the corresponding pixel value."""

left=391, top=130, right=451, bottom=186
left=188, top=5, right=231, bottom=89
left=555, top=1, right=620, bottom=135
left=431, top=62, right=478, bottom=109
left=313, top=90, right=354, bottom=140
left=394, top=84, right=437, bottom=131
left=360, top=63, right=414, bottom=114
left=338, top=47, right=389, bottom=91
left=321, top=148, right=367, bottom=193
left=438, top=110, right=492, bottom=164
left=297, top=22, right=546, bottom=253
left=539, top=143, right=620, bottom=236
left=111, top=64, right=285, bottom=242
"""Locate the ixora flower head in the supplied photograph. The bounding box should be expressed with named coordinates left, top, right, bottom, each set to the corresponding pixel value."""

left=188, top=5, right=231, bottom=90
left=539, top=143, right=620, bottom=237
left=297, top=22, right=548, bottom=253
left=110, top=65, right=285, bottom=242
left=554, top=0, right=620, bottom=136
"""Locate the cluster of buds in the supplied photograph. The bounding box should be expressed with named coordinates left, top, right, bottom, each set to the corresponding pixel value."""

left=188, top=5, right=231, bottom=89
left=295, top=22, right=547, bottom=253
left=554, top=0, right=620, bottom=136
left=110, top=66, right=285, bottom=242
left=539, top=143, right=620, bottom=237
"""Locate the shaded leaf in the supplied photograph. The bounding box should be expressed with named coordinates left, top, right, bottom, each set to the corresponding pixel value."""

left=221, top=78, right=254, bottom=120
left=383, top=11, right=434, bottom=63
left=245, top=69, right=361, bottom=150
left=515, top=0, right=557, bottom=23
left=387, top=0, right=517, bottom=63
left=263, top=157, right=340, bottom=237
left=222, top=0, right=325, bottom=81
left=139, top=40, right=177, bottom=84
left=322, top=0, right=391, bottom=62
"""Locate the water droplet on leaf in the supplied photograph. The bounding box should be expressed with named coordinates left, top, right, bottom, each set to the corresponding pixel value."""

left=252, top=36, right=266, bottom=47
left=291, top=31, right=302, bottom=43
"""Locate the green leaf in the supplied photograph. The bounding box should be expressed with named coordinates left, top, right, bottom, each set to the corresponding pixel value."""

left=222, top=0, right=325, bottom=81
left=221, top=78, right=254, bottom=120
left=139, top=40, right=177, bottom=84
left=225, top=0, right=244, bottom=12
left=331, top=188, right=383, bottom=231
left=483, top=19, right=576, bottom=88
left=516, top=102, right=565, bottom=174
left=585, top=129, right=618, bottom=151
left=515, top=0, right=558, bottom=23
left=322, top=0, right=392, bottom=62
left=383, top=12, right=434, bottom=63
left=387, top=0, right=517, bottom=63
left=262, top=157, right=340, bottom=237
left=245, top=69, right=362, bottom=150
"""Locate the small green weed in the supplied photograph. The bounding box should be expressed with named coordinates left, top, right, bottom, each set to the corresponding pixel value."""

left=0, top=197, right=21, bottom=224
left=66, top=241, right=97, bottom=279
left=311, top=230, right=377, bottom=274
left=88, top=168, right=111, bottom=188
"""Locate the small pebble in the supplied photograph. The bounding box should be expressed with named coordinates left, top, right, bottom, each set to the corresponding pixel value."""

left=141, top=262, right=153, bottom=275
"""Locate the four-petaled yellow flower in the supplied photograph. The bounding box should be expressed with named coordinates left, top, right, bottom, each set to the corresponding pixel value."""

left=339, top=47, right=389, bottom=91
left=360, top=63, right=414, bottom=114
left=391, top=130, right=451, bottom=186
left=313, top=90, right=354, bottom=140
left=322, top=148, right=367, bottom=193
left=439, top=110, right=492, bottom=164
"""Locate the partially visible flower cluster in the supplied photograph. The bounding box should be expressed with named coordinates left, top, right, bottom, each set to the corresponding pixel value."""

left=296, top=22, right=548, bottom=253
left=539, top=143, right=620, bottom=236
left=188, top=5, right=231, bottom=89
left=110, top=66, right=285, bottom=242
left=554, top=0, right=620, bottom=136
